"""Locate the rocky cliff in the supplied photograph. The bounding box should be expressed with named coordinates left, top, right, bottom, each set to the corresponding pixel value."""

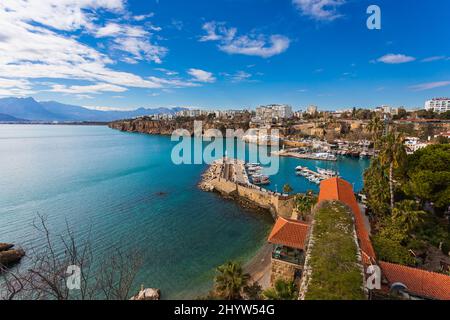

left=109, top=116, right=251, bottom=136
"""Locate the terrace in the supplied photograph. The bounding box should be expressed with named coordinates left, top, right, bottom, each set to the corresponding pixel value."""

left=272, top=244, right=305, bottom=266
left=268, top=217, right=309, bottom=267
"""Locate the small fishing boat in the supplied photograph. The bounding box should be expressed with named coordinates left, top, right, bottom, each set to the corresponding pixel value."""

left=252, top=174, right=270, bottom=185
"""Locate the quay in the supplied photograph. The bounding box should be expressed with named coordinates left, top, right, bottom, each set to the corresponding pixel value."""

left=199, top=158, right=295, bottom=218
left=271, top=149, right=337, bottom=162
left=295, top=166, right=336, bottom=184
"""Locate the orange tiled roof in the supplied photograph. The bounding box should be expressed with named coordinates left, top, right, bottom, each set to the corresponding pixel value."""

left=380, top=261, right=450, bottom=300
left=267, top=217, right=309, bottom=250
left=318, top=177, right=376, bottom=261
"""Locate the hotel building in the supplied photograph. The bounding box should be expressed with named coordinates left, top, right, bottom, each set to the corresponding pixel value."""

left=425, top=98, right=450, bottom=113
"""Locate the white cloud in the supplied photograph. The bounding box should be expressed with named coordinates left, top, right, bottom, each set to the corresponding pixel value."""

left=0, top=0, right=205, bottom=96
left=133, top=13, right=154, bottom=21
left=155, top=68, right=179, bottom=76
left=187, top=69, right=216, bottom=83
left=200, top=22, right=290, bottom=58
left=376, top=54, right=416, bottom=64
left=49, top=83, right=128, bottom=94
left=83, top=105, right=131, bottom=111
left=95, top=23, right=124, bottom=37
left=75, top=94, right=94, bottom=100
left=220, top=35, right=290, bottom=58
left=0, top=78, right=35, bottom=96
left=232, top=71, right=252, bottom=82
left=111, top=36, right=167, bottom=64
left=200, top=21, right=237, bottom=42
left=421, top=56, right=446, bottom=63
left=0, top=0, right=125, bottom=31
left=94, top=21, right=167, bottom=64
left=409, top=81, right=450, bottom=91
left=171, top=19, right=184, bottom=31
left=0, top=78, right=32, bottom=90
left=223, top=71, right=253, bottom=83
left=293, top=0, right=346, bottom=21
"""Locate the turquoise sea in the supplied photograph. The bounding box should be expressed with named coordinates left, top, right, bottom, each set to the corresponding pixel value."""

left=0, top=125, right=369, bottom=299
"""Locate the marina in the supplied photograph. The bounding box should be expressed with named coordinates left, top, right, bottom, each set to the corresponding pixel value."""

left=272, top=148, right=337, bottom=161
left=295, top=166, right=338, bottom=184
left=245, top=163, right=271, bottom=185
left=281, top=139, right=375, bottom=159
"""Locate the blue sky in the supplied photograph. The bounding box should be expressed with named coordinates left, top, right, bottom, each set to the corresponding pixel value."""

left=0, top=0, right=449, bottom=110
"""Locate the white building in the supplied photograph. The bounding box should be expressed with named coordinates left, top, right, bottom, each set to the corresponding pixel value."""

left=425, top=98, right=450, bottom=113
left=242, top=128, right=280, bottom=145
left=255, top=104, right=293, bottom=122
left=306, top=105, right=318, bottom=115
left=270, top=104, right=293, bottom=119
left=404, top=137, right=429, bottom=154
left=176, top=109, right=202, bottom=117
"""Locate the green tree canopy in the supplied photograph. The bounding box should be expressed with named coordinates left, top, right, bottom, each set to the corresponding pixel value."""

left=282, top=183, right=293, bottom=195
left=402, top=144, right=450, bottom=211
left=392, top=200, right=428, bottom=234
left=214, top=261, right=250, bottom=300
left=263, top=279, right=297, bottom=300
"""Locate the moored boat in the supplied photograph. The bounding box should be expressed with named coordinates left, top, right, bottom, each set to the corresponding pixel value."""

left=252, top=174, right=270, bottom=185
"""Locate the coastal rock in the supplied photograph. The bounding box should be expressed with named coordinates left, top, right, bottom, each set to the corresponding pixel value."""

left=0, top=243, right=14, bottom=252
left=130, top=288, right=161, bottom=300
left=0, top=249, right=25, bottom=267
left=109, top=116, right=251, bottom=136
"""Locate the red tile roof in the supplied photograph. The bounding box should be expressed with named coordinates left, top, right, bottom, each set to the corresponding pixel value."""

left=267, top=217, right=309, bottom=250
left=380, top=261, right=450, bottom=300
left=318, top=177, right=376, bottom=262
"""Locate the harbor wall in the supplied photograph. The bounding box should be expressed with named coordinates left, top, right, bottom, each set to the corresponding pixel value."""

left=212, top=178, right=295, bottom=218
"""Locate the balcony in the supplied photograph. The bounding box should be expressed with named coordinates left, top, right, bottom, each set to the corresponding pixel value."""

left=272, top=245, right=305, bottom=266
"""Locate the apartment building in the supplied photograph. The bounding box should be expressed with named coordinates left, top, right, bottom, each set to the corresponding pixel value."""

left=425, top=98, right=450, bottom=113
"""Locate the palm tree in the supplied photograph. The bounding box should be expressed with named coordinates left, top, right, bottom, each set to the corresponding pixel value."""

left=367, top=115, right=384, bottom=148
left=392, top=200, right=427, bottom=233
left=379, top=132, right=406, bottom=211
left=295, top=191, right=317, bottom=219
left=263, top=279, right=297, bottom=300
left=243, top=282, right=262, bottom=300
left=283, top=184, right=293, bottom=195
left=214, top=261, right=250, bottom=300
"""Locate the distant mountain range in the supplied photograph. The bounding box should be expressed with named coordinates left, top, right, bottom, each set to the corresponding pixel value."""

left=0, top=97, right=186, bottom=122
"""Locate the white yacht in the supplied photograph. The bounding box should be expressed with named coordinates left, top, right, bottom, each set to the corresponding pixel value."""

left=317, top=167, right=337, bottom=177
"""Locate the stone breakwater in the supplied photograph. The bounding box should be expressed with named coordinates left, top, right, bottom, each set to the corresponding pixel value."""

left=199, top=159, right=295, bottom=219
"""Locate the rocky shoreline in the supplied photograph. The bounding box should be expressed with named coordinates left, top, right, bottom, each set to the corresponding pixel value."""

left=198, top=162, right=219, bottom=192
left=0, top=243, right=25, bottom=268
left=109, top=117, right=250, bottom=136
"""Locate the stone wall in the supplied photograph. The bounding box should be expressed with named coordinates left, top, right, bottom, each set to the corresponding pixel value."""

left=271, top=195, right=295, bottom=218
left=236, top=184, right=272, bottom=209
left=212, top=178, right=295, bottom=218
left=270, top=259, right=301, bottom=286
